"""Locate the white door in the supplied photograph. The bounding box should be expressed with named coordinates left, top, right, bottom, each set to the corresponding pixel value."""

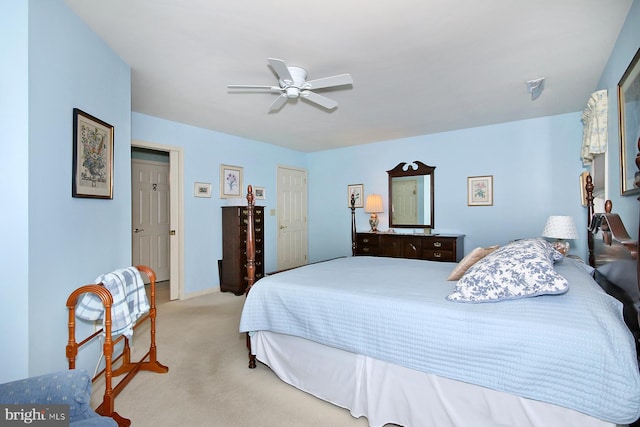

left=132, top=159, right=170, bottom=282
left=277, top=166, right=308, bottom=271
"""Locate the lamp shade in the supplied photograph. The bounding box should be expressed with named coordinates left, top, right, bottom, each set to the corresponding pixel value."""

left=365, top=194, right=384, bottom=213
left=541, top=216, right=578, bottom=240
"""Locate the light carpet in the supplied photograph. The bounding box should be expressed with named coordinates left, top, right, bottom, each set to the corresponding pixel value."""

left=94, top=284, right=371, bottom=426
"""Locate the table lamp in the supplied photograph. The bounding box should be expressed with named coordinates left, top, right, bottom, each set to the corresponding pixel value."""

left=542, top=215, right=578, bottom=255
left=365, top=194, right=384, bottom=232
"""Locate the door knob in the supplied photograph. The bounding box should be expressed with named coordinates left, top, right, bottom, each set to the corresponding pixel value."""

left=279, top=225, right=287, bottom=229
left=134, top=228, right=144, bottom=233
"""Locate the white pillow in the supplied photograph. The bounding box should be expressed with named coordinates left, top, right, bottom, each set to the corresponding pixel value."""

left=447, top=245, right=499, bottom=281
left=447, top=238, right=567, bottom=303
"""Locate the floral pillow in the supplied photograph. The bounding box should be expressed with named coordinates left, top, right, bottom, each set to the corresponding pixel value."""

left=447, top=238, right=567, bottom=303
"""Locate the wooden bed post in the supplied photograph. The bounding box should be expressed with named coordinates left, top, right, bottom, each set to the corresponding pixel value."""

left=585, top=174, right=595, bottom=267
left=245, top=185, right=256, bottom=294
left=636, top=137, right=640, bottom=333
left=351, top=194, right=357, bottom=256
left=245, top=185, right=257, bottom=369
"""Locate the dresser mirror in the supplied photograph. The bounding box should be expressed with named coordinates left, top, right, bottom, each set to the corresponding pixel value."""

left=387, top=161, right=435, bottom=229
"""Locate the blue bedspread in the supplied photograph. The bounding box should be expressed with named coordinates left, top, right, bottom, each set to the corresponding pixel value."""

left=239, top=256, right=640, bottom=423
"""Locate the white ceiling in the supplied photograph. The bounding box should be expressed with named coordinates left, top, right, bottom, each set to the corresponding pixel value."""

left=64, top=0, right=632, bottom=153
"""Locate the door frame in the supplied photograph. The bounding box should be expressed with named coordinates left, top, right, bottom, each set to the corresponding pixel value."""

left=132, top=139, right=184, bottom=300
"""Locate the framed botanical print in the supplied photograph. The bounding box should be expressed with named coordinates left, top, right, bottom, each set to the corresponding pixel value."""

left=348, top=184, right=364, bottom=208
left=467, top=175, right=493, bottom=206
left=72, top=108, right=114, bottom=199
left=220, top=164, right=243, bottom=198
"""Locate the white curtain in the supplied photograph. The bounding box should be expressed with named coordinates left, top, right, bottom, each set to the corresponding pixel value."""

left=581, top=89, right=608, bottom=165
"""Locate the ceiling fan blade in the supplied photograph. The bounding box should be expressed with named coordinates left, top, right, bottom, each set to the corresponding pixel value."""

left=300, top=90, right=338, bottom=110
left=304, top=73, right=353, bottom=90
left=268, top=94, right=289, bottom=112
left=267, top=58, right=293, bottom=84
left=227, top=85, right=281, bottom=93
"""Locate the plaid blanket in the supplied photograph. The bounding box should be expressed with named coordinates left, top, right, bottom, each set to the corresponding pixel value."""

left=75, top=267, right=150, bottom=339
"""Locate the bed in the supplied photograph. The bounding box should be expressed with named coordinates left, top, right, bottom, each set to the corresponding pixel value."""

left=239, top=183, right=640, bottom=427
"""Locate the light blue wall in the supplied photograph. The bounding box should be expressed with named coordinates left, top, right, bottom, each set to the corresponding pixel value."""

left=596, top=0, right=640, bottom=234
left=1, top=0, right=131, bottom=382
left=28, top=0, right=131, bottom=377
left=132, top=114, right=307, bottom=295
left=308, top=112, right=587, bottom=262
left=1, top=0, right=30, bottom=381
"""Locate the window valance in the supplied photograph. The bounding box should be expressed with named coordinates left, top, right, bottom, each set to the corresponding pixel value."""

left=581, top=89, right=608, bottom=165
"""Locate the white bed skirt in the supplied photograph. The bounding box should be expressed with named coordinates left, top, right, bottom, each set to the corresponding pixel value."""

left=252, top=331, right=617, bottom=427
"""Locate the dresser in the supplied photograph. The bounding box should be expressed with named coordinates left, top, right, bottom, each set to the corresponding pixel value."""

left=221, top=206, right=264, bottom=295
left=355, top=232, right=464, bottom=262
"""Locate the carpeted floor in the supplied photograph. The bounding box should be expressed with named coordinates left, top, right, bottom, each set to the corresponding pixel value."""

left=94, top=284, right=371, bottom=426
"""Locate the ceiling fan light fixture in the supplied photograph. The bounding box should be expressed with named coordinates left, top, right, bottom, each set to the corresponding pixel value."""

left=287, top=66, right=307, bottom=88
left=286, top=87, right=299, bottom=98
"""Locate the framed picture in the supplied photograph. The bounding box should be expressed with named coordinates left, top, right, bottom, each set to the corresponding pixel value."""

left=467, top=175, right=493, bottom=206
left=617, top=47, right=640, bottom=196
left=579, top=171, right=589, bottom=207
left=72, top=108, right=114, bottom=199
left=348, top=184, right=364, bottom=208
left=220, top=164, right=243, bottom=198
left=254, top=186, right=266, bottom=199
left=194, top=182, right=212, bottom=198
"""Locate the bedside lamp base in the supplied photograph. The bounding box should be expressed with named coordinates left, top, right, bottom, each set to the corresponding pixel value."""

left=551, top=240, right=569, bottom=256
left=369, top=213, right=379, bottom=232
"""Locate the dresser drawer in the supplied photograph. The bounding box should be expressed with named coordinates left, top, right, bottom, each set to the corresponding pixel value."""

left=241, top=225, right=264, bottom=238
left=422, top=249, right=455, bottom=262
left=423, top=238, right=455, bottom=251
left=357, top=246, right=379, bottom=255
left=422, top=236, right=459, bottom=261
left=355, top=234, right=379, bottom=256
left=242, top=207, right=264, bottom=216
left=356, top=234, right=378, bottom=247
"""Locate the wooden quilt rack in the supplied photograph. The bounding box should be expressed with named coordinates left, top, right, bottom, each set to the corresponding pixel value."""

left=65, top=265, right=169, bottom=427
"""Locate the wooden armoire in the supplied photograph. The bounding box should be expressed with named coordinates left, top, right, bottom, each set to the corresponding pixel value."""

left=220, top=206, right=264, bottom=295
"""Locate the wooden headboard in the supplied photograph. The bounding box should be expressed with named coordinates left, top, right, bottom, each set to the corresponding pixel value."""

left=584, top=137, right=640, bottom=353
left=586, top=182, right=638, bottom=268
left=584, top=133, right=639, bottom=269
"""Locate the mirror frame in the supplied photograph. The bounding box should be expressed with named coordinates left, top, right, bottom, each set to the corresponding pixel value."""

left=387, top=161, right=435, bottom=229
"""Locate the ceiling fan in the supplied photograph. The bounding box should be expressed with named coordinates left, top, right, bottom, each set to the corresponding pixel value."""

left=227, top=58, right=353, bottom=112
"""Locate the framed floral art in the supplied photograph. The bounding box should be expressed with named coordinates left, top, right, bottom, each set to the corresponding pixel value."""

left=220, top=164, right=243, bottom=198
left=348, top=184, right=364, bottom=208
left=72, top=108, right=114, bottom=199
left=467, top=175, right=493, bottom=206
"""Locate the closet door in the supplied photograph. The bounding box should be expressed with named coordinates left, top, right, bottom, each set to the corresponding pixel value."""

left=132, top=159, right=170, bottom=282
left=277, top=166, right=308, bottom=271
